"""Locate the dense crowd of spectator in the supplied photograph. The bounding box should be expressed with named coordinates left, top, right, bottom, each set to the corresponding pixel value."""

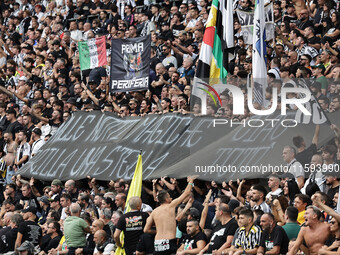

left=0, top=0, right=339, bottom=254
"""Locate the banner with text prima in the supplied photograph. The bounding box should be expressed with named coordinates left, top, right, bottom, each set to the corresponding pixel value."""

left=110, top=35, right=150, bottom=92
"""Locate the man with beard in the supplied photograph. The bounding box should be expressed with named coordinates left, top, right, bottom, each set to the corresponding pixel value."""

left=257, top=213, right=289, bottom=254
left=93, top=230, right=114, bottom=255
left=139, top=99, right=151, bottom=116
left=287, top=206, right=330, bottom=255
left=170, top=72, right=182, bottom=90
left=251, top=185, right=271, bottom=213
left=20, top=183, right=40, bottom=211
left=14, top=130, right=30, bottom=170
left=3, top=131, right=16, bottom=182
left=177, top=219, right=207, bottom=255
left=4, top=183, right=20, bottom=205
left=150, top=63, right=170, bottom=97
left=5, top=108, right=23, bottom=141
left=31, top=109, right=63, bottom=136
left=200, top=205, right=238, bottom=255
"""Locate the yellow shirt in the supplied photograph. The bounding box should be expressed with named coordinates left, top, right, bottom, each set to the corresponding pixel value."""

left=297, top=210, right=305, bottom=225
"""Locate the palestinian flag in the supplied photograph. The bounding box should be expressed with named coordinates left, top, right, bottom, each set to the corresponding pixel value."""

left=191, top=0, right=234, bottom=114
left=78, top=36, right=107, bottom=71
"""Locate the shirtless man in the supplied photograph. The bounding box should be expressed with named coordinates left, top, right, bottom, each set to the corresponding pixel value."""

left=144, top=176, right=197, bottom=255
left=287, top=205, right=330, bottom=255
left=3, top=131, right=16, bottom=167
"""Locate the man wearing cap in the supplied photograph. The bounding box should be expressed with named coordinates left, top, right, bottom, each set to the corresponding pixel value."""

left=66, top=97, right=78, bottom=113
left=30, top=127, right=44, bottom=157
left=37, top=196, right=50, bottom=225
left=15, top=206, right=42, bottom=251
left=16, top=240, right=35, bottom=255
left=51, top=179, right=63, bottom=197
left=311, top=64, right=328, bottom=95
left=160, top=22, right=173, bottom=40
left=50, top=195, right=62, bottom=215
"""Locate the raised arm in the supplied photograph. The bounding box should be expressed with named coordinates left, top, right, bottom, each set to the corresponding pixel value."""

left=312, top=124, right=320, bottom=145
left=81, top=82, right=99, bottom=106
left=171, top=175, right=198, bottom=208
left=200, top=189, right=212, bottom=230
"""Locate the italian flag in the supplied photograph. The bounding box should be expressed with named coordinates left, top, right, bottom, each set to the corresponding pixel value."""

left=78, top=36, right=107, bottom=71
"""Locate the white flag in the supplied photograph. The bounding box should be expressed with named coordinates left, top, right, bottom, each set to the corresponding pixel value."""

left=252, top=0, right=267, bottom=105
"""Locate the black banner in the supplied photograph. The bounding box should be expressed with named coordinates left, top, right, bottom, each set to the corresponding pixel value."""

left=17, top=111, right=340, bottom=181
left=109, top=35, right=150, bottom=92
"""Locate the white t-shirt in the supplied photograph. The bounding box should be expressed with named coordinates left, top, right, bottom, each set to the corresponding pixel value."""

left=16, top=142, right=30, bottom=166
left=31, top=139, right=45, bottom=157
left=93, top=243, right=115, bottom=255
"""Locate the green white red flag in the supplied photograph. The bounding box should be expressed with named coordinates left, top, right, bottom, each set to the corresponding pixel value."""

left=78, top=36, right=107, bottom=71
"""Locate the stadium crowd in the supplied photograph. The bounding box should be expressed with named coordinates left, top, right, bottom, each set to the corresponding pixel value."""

left=0, top=0, right=339, bottom=254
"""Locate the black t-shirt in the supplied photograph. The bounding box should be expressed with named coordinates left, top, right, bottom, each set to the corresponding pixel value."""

left=181, top=231, right=207, bottom=250
left=18, top=220, right=42, bottom=246
left=259, top=225, right=289, bottom=254
left=327, top=185, right=339, bottom=201
left=43, top=235, right=62, bottom=253
left=0, top=227, right=18, bottom=252
left=116, top=211, right=149, bottom=251
left=207, top=218, right=239, bottom=253
left=5, top=121, right=23, bottom=140
left=150, top=73, right=170, bottom=97
left=307, top=36, right=321, bottom=46
left=136, top=233, right=155, bottom=254
left=296, top=143, right=317, bottom=171
left=0, top=227, right=11, bottom=253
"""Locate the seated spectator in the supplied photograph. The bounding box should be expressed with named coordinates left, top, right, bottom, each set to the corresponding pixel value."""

left=226, top=208, right=262, bottom=254
left=258, top=213, right=289, bottom=254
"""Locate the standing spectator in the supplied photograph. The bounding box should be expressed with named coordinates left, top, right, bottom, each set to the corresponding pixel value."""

left=282, top=206, right=301, bottom=240
left=64, top=203, right=91, bottom=255
left=14, top=130, right=30, bottom=170
left=5, top=108, right=23, bottom=141
left=294, top=194, right=311, bottom=225
left=30, top=127, right=45, bottom=157
left=251, top=185, right=271, bottom=213
left=227, top=208, right=262, bottom=254
left=114, top=196, right=149, bottom=255
left=282, top=146, right=305, bottom=189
